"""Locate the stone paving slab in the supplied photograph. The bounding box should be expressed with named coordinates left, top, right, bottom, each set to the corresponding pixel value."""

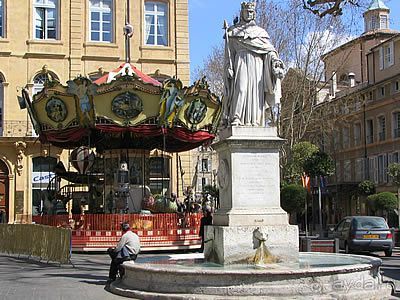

left=0, top=253, right=124, bottom=300
left=0, top=251, right=399, bottom=299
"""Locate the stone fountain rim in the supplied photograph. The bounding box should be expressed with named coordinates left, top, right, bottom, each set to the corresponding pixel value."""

left=123, top=252, right=381, bottom=276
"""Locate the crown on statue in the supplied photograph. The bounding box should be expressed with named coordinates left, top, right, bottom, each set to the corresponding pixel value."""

left=241, top=1, right=255, bottom=10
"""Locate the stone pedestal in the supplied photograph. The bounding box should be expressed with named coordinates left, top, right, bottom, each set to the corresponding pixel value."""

left=205, top=127, right=299, bottom=264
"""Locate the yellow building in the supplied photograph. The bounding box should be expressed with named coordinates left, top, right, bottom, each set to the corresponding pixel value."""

left=0, top=0, right=192, bottom=223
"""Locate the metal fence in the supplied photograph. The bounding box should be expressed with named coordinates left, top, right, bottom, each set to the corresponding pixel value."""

left=32, top=213, right=202, bottom=251
left=0, top=224, right=71, bottom=264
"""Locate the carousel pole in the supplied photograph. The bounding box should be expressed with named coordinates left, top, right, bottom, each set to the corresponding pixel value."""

left=124, top=0, right=133, bottom=64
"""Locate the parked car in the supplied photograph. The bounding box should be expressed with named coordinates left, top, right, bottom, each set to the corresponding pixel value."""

left=333, top=216, right=393, bottom=257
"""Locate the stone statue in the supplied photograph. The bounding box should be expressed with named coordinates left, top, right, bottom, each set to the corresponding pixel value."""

left=223, top=1, right=284, bottom=127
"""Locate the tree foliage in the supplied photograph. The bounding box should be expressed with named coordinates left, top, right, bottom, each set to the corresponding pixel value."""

left=303, top=150, right=334, bottom=177
left=284, top=141, right=319, bottom=183
left=358, top=180, right=376, bottom=197
left=281, top=184, right=308, bottom=214
left=368, top=192, right=398, bottom=213
left=388, top=163, right=400, bottom=187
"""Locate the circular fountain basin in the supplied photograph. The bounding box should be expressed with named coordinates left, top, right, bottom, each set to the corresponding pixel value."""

left=110, top=252, right=392, bottom=299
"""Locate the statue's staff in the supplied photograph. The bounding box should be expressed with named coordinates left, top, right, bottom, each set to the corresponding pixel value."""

left=223, top=20, right=233, bottom=78
left=223, top=20, right=233, bottom=121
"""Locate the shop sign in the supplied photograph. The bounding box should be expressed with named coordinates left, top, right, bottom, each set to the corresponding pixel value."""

left=32, top=172, right=55, bottom=184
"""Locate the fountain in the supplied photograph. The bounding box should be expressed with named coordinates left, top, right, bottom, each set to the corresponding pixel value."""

left=108, top=2, right=392, bottom=298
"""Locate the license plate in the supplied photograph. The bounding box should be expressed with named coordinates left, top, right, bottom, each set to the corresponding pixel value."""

left=363, top=234, right=379, bottom=239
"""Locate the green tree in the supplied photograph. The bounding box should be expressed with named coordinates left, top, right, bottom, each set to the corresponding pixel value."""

left=368, top=192, right=397, bottom=218
left=281, top=184, right=307, bottom=216
left=358, top=180, right=376, bottom=197
left=284, top=141, right=319, bottom=183
left=358, top=180, right=376, bottom=215
left=303, top=150, right=335, bottom=177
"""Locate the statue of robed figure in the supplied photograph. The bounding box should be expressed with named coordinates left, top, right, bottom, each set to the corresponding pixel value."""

left=223, top=1, right=284, bottom=127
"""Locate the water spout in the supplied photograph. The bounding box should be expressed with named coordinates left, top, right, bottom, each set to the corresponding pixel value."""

left=251, top=228, right=279, bottom=265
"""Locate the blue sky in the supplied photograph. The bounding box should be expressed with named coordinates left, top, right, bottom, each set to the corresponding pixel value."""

left=188, top=0, right=400, bottom=78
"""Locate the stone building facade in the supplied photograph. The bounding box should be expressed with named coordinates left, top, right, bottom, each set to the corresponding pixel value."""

left=307, top=0, right=400, bottom=224
left=0, top=0, right=191, bottom=223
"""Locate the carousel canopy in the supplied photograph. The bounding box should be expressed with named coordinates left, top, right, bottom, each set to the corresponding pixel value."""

left=19, top=66, right=222, bottom=153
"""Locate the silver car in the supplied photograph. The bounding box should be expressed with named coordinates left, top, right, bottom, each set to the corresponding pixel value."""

left=334, top=216, right=393, bottom=256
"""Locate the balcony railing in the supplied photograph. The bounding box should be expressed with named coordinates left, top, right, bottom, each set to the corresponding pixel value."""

left=2, top=120, right=36, bottom=137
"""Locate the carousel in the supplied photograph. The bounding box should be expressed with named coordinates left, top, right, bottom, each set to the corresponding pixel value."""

left=18, top=56, right=221, bottom=251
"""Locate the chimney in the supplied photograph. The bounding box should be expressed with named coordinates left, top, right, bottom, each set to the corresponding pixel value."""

left=330, top=72, right=337, bottom=97
left=348, top=72, right=356, bottom=87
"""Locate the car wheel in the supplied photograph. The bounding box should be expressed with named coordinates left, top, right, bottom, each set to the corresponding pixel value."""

left=345, top=242, right=351, bottom=254
left=385, top=250, right=392, bottom=257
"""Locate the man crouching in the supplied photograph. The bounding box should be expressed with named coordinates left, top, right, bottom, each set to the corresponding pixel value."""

left=107, top=222, right=140, bottom=282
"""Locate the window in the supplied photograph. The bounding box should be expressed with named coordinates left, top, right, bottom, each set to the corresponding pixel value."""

left=201, top=158, right=209, bottom=172
left=89, top=0, right=113, bottom=42
left=393, top=81, right=399, bottom=93
left=378, top=115, right=386, bottom=141
left=353, top=123, right=361, bottom=146
left=342, top=127, right=350, bottom=149
left=149, top=156, right=170, bottom=195
left=393, top=112, right=400, bottom=138
left=369, top=16, right=376, bottom=31
left=145, top=2, right=168, bottom=46
left=201, top=177, right=208, bottom=190
left=32, top=156, right=57, bottom=216
left=149, top=157, right=170, bottom=177
left=343, top=160, right=351, bottom=182
left=0, top=0, right=4, bottom=37
left=377, top=154, right=388, bottom=183
left=355, top=158, right=364, bottom=182
left=366, top=119, right=374, bottom=144
left=368, top=156, right=378, bottom=183
left=390, top=152, right=399, bottom=164
left=379, top=86, right=385, bottom=97
left=380, top=15, right=388, bottom=29
left=0, top=75, right=3, bottom=136
left=379, top=42, right=394, bottom=70
left=34, top=0, right=58, bottom=40
left=32, top=71, right=58, bottom=95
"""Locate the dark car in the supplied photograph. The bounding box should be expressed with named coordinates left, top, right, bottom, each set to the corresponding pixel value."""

left=333, top=216, right=393, bottom=257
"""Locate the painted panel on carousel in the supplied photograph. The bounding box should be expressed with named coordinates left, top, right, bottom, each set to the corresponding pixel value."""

left=67, top=77, right=96, bottom=127
left=93, top=76, right=161, bottom=126
left=176, top=77, right=222, bottom=132
left=112, top=92, right=143, bottom=119
left=32, top=81, right=78, bottom=130
left=159, top=77, right=184, bottom=127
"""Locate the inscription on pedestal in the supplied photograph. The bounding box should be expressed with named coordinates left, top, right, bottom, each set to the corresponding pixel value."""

left=234, top=154, right=278, bottom=208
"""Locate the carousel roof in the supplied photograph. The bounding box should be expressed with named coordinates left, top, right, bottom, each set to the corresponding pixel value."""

left=19, top=66, right=222, bottom=153
left=93, top=63, right=162, bottom=87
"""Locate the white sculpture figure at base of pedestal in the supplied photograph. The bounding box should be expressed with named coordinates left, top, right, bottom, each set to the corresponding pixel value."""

left=206, top=127, right=299, bottom=265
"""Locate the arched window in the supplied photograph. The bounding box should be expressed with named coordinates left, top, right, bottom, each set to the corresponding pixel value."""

left=32, top=69, right=59, bottom=95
